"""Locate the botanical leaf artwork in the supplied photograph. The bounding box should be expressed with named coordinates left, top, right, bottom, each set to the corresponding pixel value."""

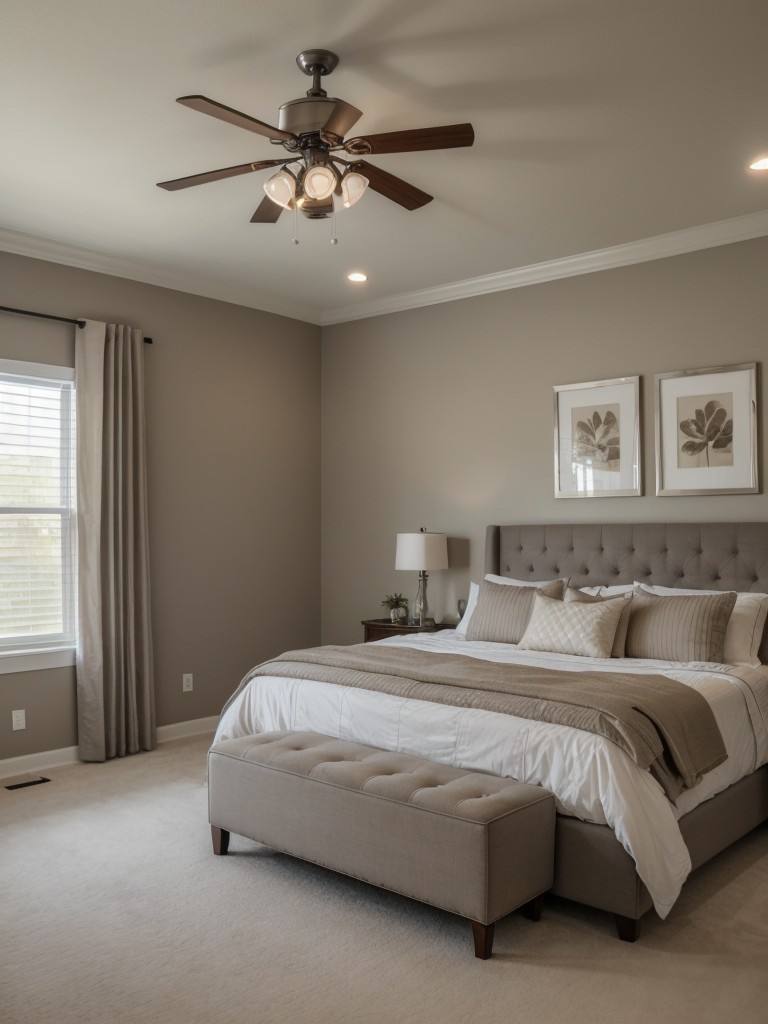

left=571, top=404, right=620, bottom=471
left=677, top=393, right=733, bottom=469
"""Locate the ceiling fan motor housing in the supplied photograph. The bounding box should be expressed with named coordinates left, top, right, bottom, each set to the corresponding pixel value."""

left=278, top=96, right=362, bottom=139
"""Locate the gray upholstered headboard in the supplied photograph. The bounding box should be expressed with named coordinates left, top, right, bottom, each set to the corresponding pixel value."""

left=485, top=522, right=768, bottom=662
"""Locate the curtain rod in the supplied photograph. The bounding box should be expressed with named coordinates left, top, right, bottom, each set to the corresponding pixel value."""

left=0, top=305, right=153, bottom=344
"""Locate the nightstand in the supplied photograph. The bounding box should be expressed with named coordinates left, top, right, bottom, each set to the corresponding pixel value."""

left=361, top=618, right=448, bottom=643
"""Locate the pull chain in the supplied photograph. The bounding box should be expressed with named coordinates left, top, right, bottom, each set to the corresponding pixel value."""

left=288, top=205, right=339, bottom=246
left=291, top=204, right=299, bottom=245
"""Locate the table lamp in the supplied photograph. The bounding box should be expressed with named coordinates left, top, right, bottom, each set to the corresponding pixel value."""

left=395, top=529, right=449, bottom=626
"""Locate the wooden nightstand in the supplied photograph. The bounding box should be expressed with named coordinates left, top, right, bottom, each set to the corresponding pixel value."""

left=361, top=618, right=448, bottom=643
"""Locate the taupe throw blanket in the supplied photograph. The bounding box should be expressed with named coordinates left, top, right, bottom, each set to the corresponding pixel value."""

left=234, top=645, right=728, bottom=801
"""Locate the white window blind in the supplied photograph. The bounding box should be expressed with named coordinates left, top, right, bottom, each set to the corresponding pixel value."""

left=0, top=359, right=76, bottom=654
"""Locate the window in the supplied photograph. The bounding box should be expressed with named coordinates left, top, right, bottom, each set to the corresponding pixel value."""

left=0, top=359, right=76, bottom=672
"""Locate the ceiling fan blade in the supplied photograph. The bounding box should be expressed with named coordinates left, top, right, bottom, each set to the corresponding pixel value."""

left=355, top=161, right=433, bottom=210
left=349, top=123, right=474, bottom=155
left=157, top=159, right=287, bottom=191
left=251, top=196, right=284, bottom=223
left=176, top=95, right=295, bottom=143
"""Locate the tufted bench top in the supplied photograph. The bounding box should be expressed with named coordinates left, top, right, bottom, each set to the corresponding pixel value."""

left=213, top=731, right=551, bottom=824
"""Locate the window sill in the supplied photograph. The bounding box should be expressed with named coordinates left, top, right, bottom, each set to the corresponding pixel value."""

left=0, top=647, right=76, bottom=675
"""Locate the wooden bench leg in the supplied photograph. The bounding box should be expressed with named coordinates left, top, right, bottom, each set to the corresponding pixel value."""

left=614, top=914, right=641, bottom=942
left=471, top=920, right=495, bottom=959
left=211, top=825, right=230, bottom=855
left=521, top=893, right=545, bottom=921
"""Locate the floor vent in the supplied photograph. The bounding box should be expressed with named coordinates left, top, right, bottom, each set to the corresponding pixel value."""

left=4, top=774, right=51, bottom=791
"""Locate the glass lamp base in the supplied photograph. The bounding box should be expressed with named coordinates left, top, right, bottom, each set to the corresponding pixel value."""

left=411, top=571, right=430, bottom=626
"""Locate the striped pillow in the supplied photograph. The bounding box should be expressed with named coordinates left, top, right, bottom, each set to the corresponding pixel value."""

left=634, top=583, right=768, bottom=667
left=625, top=588, right=737, bottom=663
left=465, top=579, right=564, bottom=644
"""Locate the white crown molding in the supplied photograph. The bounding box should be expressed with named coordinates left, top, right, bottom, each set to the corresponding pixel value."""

left=2, top=211, right=767, bottom=329
left=0, top=226, right=319, bottom=325
left=319, top=209, right=768, bottom=325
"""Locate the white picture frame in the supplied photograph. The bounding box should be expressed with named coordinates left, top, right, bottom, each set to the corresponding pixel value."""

left=554, top=376, right=641, bottom=498
left=655, top=362, right=758, bottom=496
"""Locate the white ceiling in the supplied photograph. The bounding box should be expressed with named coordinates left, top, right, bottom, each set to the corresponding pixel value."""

left=2, top=0, right=767, bottom=326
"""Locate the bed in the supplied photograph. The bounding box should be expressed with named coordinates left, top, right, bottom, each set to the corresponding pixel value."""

left=214, top=522, right=768, bottom=940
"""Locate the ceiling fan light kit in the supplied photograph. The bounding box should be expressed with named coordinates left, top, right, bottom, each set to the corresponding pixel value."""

left=339, top=169, right=368, bottom=209
left=157, top=48, right=474, bottom=233
left=263, top=168, right=298, bottom=208
left=300, top=163, right=338, bottom=202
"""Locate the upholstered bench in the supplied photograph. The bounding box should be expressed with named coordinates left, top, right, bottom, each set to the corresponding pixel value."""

left=208, top=731, right=555, bottom=958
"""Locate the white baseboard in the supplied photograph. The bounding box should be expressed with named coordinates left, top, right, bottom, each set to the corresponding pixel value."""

left=0, top=715, right=219, bottom=779
left=0, top=744, right=80, bottom=779
left=156, top=716, right=219, bottom=742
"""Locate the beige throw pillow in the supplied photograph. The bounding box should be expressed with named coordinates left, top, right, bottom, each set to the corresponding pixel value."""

left=465, top=579, right=564, bottom=644
left=565, top=587, right=632, bottom=657
left=517, top=591, right=626, bottom=659
left=633, top=583, right=768, bottom=667
left=626, top=588, right=737, bottom=663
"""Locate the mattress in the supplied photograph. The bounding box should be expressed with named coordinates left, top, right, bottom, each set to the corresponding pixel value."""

left=213, top=630, right=768, bottom=918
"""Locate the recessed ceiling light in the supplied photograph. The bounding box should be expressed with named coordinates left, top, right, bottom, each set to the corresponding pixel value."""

left=347, top=272, right=367, bottom=282
left=749, top=157, right=768, bottom=170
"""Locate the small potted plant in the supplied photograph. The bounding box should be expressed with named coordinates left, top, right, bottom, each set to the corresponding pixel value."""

left=382, top=593, right=409, bottom=623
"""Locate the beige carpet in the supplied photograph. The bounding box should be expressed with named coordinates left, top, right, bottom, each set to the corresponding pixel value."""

left=1, top=735, right=766, bottom=1024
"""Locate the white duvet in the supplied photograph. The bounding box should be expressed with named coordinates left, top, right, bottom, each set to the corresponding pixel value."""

left=213, top=631, right=768, bottom=918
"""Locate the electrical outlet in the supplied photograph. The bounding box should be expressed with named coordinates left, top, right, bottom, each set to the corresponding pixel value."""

left=182, top=673, right=193, bottom=693
left=12, top=709, right=26, bottom=731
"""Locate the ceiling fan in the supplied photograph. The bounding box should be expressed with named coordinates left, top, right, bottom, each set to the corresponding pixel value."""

left=157, top=49, right=474, bottom=224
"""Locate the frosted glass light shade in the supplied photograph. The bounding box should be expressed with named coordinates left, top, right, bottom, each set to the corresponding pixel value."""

left=303, top=164, right=337, bottom=200
left=263, top=169, right=296, bottom=208
left=340, top=170, right=368, bottom=208
left=395, top=532, right=449, bottom=571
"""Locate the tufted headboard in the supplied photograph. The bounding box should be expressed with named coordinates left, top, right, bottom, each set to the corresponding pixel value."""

left=485, top=522, right=768, bottom=663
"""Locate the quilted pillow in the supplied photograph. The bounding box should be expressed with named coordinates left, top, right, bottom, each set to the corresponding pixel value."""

left=517, top=591, right=626, bottom=659
left=564, top=587, right=632, bottom=657
left=465, top=579, right=565, bottom=644
left=626, top=588, right=737, bottom=663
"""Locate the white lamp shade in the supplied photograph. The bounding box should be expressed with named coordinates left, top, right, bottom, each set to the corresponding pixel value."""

left=340, top=170, right=368, bottom=208
left=263, top=169, right=296, bottom=208
left=303, top=164, right=337, bottom=200
left=395, top=532, right=448, bottom=571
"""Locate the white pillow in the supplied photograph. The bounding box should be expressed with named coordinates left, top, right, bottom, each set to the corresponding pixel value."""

left=455, top=574, right=568, bottom=637
left=634, top=583, right=768, bottom=667
left=484, top=573, right=570, bottom=589
left=517, top=592, right=625, bottom=659
left=578, top=583, right=635, bottom=597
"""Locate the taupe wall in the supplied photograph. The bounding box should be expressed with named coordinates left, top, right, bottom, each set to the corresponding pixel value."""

left=320, top=236, right=768, bottom=644
left=3, top=233, right=768, bottom=758
left=0, top=251, right=320, bottom=759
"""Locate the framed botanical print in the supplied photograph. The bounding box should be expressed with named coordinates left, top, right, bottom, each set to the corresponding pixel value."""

left=655, top=363, right=758, bottom=496
left=553, top=376, right=641, bottom=498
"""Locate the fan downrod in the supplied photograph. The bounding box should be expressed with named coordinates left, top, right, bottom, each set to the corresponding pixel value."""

left=296, top=49, right=339, bottom=97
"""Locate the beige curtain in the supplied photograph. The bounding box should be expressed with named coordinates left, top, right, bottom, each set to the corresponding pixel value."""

left=75, top=321, right=155, bottom=761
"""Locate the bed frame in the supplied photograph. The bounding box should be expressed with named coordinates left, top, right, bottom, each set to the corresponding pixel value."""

left=485, top=522, right=768, bottom=940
